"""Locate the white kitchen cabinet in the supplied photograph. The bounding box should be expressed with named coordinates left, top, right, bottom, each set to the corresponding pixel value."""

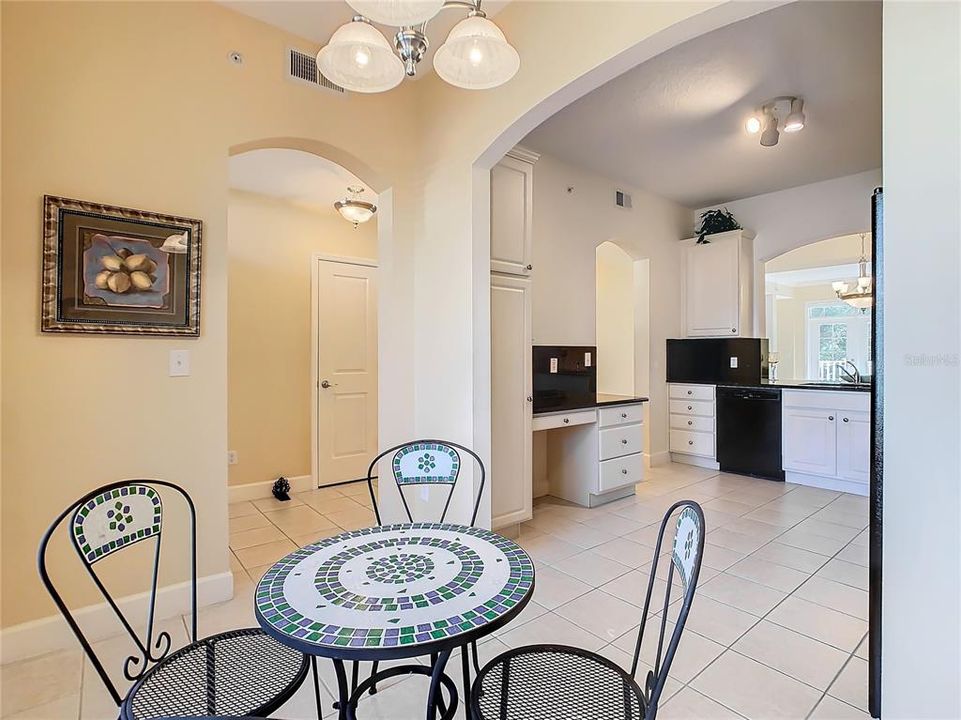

left=490, top=147, right=538, bottom=276
left=490, top=274, right=532, bottom=527
left=836, top=410, right=870, bottom=484
left=782, top=407, right=838, bottom=477
left=782, top=390, right=870, bottom=495
left=668, top=383, right=719, bottom=469
left=681, top=230, right=754, bottom=337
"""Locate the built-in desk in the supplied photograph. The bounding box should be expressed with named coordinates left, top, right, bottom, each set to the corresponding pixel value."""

left=533, top=396, right=648, bottom=508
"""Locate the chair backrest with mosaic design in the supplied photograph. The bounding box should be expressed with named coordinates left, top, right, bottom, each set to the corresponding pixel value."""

left=365, top=440, right=486, bottom=526
left=629, top=500, right=705, bottom=720
left=38, top=480, right=198, bottom=706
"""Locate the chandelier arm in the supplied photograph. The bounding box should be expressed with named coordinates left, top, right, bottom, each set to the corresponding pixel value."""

left=442, top=0, right=482, bottom=12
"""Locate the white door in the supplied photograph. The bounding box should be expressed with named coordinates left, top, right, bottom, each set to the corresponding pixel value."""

left=837, top=410, right=870, bottom=484
left=490, top=274, right=532, bottom=527
left=490, top=155, right=534, bottom=276
left=685, top=237, right=739, bottom=337
left=782, top=407, right=837, bottom=476
left=314, top=259, right=377, bottom=486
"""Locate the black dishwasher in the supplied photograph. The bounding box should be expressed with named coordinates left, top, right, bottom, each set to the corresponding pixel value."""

left=716, top=386, right=784, bottom=481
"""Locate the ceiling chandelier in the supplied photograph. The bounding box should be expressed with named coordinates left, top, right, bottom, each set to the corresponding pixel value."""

left=744, top=96, right=806, bottom=147
left=317, top=0, right=519, bottom=93
left=833, top=234, right=874, bottom=310
left=335, top=185, right=377, bottom=227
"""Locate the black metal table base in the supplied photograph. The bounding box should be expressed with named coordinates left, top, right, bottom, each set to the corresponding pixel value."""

left=317, top=650, right=459, bottom=720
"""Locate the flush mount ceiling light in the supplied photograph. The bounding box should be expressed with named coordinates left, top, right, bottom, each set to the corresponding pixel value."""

left=318, top=0, right=519, bottom=93
left=335, top=185, right=377, bottom=227
left=745, top=96, right=806, bottom=147
left=833, top=234, right=874, bottom=310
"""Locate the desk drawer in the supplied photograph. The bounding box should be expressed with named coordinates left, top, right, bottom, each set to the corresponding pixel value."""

left=598, top=453, right=644, bottom=493
left=670, top=429, right=715, bottom=458
left=669, top=384, right=715, bottom=401
left=599, top=423, right=643, bottom=460
left=670, top=414, right=715, bottom=433
left=669, top=399, right=715, bottom=417
left=598, top=404, right=644, bottom=428
left=532, top=409, right=596, bottom=432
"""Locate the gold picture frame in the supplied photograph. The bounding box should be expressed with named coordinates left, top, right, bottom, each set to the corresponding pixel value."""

left=41, top=195, right=202, bottom=336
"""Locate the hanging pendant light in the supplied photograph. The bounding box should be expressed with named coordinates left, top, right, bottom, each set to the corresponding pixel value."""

left=433, top=9, right=519, bottom=89
left=833, top=234, right=874, bottom=310
left=335, top=186, right=377, bottom=228
left=347, top=0, right=444, bottom=26
left=317, top=16, right=405, bottom=93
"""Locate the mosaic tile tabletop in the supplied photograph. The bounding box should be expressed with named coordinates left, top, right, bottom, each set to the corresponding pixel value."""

left=255, top=523, right=534, bottom=656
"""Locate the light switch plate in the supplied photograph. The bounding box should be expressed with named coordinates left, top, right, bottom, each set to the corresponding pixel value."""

left=169, top=349, right=190, bottom=377
left=227, top=450, right=238, bottom=465
left=550, top=358, right=558, bottom=373
left=730, top=356, right=738, bottom=369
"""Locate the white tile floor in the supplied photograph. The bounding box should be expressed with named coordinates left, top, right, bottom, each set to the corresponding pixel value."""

left=1, top=464, right=871, bottom=719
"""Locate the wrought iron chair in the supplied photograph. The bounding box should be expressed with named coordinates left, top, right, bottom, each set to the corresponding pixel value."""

left=38, top=480, right=311, bottom=720
left=469, top=501, right=706, bottom=720
left=346, top=440, right=486, bottom=717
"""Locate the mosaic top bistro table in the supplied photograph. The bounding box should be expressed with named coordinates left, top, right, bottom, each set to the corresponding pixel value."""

left=254, top=522, right=535, bottom=720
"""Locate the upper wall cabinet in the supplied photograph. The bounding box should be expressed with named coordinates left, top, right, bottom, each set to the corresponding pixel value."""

left=490, top=147, right=538, bottom=276
left=681, top=229, right=755, bottom=337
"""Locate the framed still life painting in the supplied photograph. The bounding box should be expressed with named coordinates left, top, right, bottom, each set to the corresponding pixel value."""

left=41, top=195, right=202, bottom=336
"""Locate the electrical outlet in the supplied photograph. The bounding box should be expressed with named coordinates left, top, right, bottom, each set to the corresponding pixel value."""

left=584, top=352, right=592, bottom=367
left=227, top=450, right=238, bottom=465
left=730, top=356, right=739, bottom=369
left=550, top=358, right=558, bottom=374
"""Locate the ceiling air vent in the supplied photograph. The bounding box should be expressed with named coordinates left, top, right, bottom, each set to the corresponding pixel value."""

left=287, top=48, right=345, bottom=95
left=615, top=189, right=633, bottom=209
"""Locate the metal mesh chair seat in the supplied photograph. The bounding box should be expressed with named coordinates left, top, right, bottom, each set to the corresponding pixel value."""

left=125, top=628, right=308, bottom=720
left=470, top=644, right=646, bottom=720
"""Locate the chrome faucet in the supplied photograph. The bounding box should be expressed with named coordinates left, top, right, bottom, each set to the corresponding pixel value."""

left=838, top=360, right=861, bottom=384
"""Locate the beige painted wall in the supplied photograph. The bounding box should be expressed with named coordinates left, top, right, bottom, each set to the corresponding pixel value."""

left=767, top=233, right=872, bottom=273
left=227, top=190, right=376, bottom=488
left=529, top=152, right=691, bottom=458
left=0, top=0, right=419, bottom=629
left=595, top=242, right=635, bottom=396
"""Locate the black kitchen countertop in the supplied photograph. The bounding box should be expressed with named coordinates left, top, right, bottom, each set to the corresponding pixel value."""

left=533, top=393, right=648, bottom=416
left=716, top=379, right=872, bottom=393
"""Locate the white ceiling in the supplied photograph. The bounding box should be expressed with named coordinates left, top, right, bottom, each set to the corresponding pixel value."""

left=228, top=148, right=367, bottom=213
left=523, top=1, right=881, bottom=208
left=218, top=0, right=508, bottom=77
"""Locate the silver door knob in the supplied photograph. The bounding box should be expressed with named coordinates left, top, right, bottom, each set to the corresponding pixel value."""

left=321, top=380, right=332, bottom=389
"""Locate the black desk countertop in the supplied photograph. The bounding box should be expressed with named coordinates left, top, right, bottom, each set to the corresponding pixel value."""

left=715, top=379, right=871, bottom=393
left=533, top=394, right=648, bottom=416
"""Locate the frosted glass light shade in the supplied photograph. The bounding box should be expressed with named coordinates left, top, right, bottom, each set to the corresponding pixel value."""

left=347, top=0, right=444, bottom=26
left=317, top=18, right=404, bottom=93
left=336, top=200, right=377, bottom=225
left=433, top=15, right=519, bottom=90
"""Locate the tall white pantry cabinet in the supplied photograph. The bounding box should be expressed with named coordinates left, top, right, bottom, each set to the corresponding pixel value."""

left=490, top=147, right=537, bottom=529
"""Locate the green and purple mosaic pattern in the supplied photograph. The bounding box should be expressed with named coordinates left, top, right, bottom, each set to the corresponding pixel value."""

left=71, top=485, right=162, bottom=564
left=255, top=523, right=534, bottom=650
left=392, top=443, right=460, bottom=485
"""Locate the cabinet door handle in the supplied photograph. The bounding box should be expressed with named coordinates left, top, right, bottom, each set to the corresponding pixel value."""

left=843, top=417, right=849, bottom=423
left=687, top=405, right=693, bottom=410
left=621, top=468, right=628, bottom=475
left=563, top=418, right=570, bottom=424
left=621, top=412, right=628, bottom=418
left=526, top=396, right=532, bottom=402
left=687, top=420, right=693, bottom=426
left=687, top=390, right=693, bottom=395
left=621, top=439, right=628, bottom=445
left=828, top=416, right=835, bottom=421
left=732, top=328, right=737, bottom=333
left=688, top=440, right=694, bottom=445
left=526, top=264, right=533, bottom=270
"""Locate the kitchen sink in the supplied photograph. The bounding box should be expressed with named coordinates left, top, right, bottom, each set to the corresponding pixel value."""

left=800, top=381, right=872, bottom=389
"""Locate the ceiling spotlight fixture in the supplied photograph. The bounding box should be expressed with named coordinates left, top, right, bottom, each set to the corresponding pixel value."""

left=745, top=96, right=806, bottom=147
left=784, top=98, right=806, bottom=133
left=318, top=0, right=519, bottom=93
left=760, top=108, right=780, bottom=147
left=335, top=185, right=377, bottom=227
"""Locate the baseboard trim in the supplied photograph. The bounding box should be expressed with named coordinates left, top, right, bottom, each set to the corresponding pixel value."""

left=1, top=571, right=233, bottom=665
left=670, top=453, right=720, bottom=471
left=647, top=450, right=671, bottom=467
left=785, top=471, right=869, bottom=497
left=228, top=474, right=314, bottom=503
